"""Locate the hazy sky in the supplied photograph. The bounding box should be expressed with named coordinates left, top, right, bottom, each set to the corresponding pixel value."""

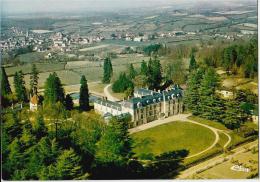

left=1, top=0, right=257, bottom=15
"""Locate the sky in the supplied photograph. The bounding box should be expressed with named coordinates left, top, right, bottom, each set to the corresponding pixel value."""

left=1, top=0, right=257, bottom=15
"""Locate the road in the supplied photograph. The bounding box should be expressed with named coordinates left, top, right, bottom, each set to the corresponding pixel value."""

left=104, top=84, right=120, bottom=102
left=177, top=140, right=258, bottom=179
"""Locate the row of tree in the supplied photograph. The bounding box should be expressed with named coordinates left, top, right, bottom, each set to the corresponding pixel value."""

left=1, top=65, right=38, bottom=108
left=111, top=57, right=163, bottom=97
left=197, top=37, right=257, bottom=78
left=184, top=66, right=254, bottom=130
left=1, top=65, right=90, bottom=112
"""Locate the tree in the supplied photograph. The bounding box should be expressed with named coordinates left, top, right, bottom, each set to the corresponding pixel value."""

left=65, top=94, right=74, bottom=111
left=128, top=64, right=137, bottom=80
left=112, top=73, right=134, bottom=93
left=223, top=100, right=245, bottom=130
left=189, top=54, right=197, bottom=71
left=102, top=57, right=113, bottom=83
left=7, top=138, right=24, bottom=176
left=30, top=64, right=39, bottom=95
left=165, top=59, right=186, bottom=85
left=20, top=120, right=36, bottom=148
left=140, top=60, right=148, bottom=75
left=133, top=75, right=148, bottom=89
left=95, top=115, right=132, bottom=164
left=39, top=164, right=58, bottom=180
left=79, top=75, right=90, bottom=111
left=34, top=114, right=48, bottom=140
left=43, top=72, right=65, bottom=106
left=1, top=67, right=12, bottom=107
left=3, top=112, right=22, bottom=139
left=13, top=71, right=28, bottom=103
left=147, top=57, right=162, bottom=90
left=56, top=148, right=83, bottom=180
left=184, top=69, right=204, bottom=115
left=199, top=68, right=224, bottom=121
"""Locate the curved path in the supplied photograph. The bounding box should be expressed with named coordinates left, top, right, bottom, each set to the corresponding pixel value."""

left=104, top=84, right=120, bottom=102
left=183, top=118, right=219, bottom=159
left=129, top=114, right=232, bottom=159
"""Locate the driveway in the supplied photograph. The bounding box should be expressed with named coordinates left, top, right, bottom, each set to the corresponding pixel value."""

left=104, top=84, right=120, bottom=102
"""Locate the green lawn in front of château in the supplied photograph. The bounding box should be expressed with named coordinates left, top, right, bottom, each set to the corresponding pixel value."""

left=132, top=121, right=215, bottom=159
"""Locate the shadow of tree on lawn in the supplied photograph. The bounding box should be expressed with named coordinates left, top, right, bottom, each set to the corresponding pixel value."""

left=90, top=149, right=189, bottom=179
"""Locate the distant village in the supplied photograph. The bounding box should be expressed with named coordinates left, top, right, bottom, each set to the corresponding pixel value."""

left=1, top=24, right=255, bottom=54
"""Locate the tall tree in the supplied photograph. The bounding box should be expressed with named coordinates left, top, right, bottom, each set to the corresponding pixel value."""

left=189, top=54, right=197, bottom=71
left=7, top=138, right=24, bottom=176
left=1, top=67, right=12, bottom=107
left=147, top=57, right=162, bottom=90
left=223, top=100, right=245, bottom=130
left=96, top=115, right=132, bottom=164
left=79, top=75, right=90, bottom=111
left=30, top=64, right=39, bottom=95
left=43, top=72, right=65, bottom=106
left=34, top=114, right=48, bottom=140
left=65, top=94, right=74, bottom=111
left=140, top=60, right=148, bottom=75
left=184, top=69, right=204, bottom=115
left=112, top=73, right=134, bottom=93
left=102, top=57, right=113, bottom=83
left=199, top=68, right=224, bottom=120
left=1, top=67, right=12, bottom=96
left=13, top=71, right=28, bottom=103
left=128, top=64, right=137, bottom=80
left=56, top=148, right=83, bottom=180
left=165, top=59, right=186, bottom=85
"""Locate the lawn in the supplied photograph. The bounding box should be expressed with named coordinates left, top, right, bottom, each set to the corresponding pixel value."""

left=132, top=121, right=215, bottom=159
left=188, top=116, right=229, bottom=131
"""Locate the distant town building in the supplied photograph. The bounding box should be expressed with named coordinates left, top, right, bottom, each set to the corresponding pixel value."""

left=94, top=86, right=184, bottom=128
left=217, top=90, right=234, bottom=99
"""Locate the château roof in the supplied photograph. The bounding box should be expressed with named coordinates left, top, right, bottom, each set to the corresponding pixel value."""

left=124, top=85, right=183, bottom=109
left=30, top=95, right=39, bottom=105
left=95, top=85, right=183, bottom=110
left=95, top=98, right=122, bottom=111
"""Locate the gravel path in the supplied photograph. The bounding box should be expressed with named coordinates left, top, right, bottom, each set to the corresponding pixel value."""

left=104, top=84, right=120, bottom=102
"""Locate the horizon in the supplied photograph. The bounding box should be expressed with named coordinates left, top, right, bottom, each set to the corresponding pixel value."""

left=1, top=0, right=257, bottom=16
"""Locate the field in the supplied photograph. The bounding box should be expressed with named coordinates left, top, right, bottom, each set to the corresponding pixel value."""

left=5, top=62, right=66, bottom=76
left=132, top=121, right=215, bottom=158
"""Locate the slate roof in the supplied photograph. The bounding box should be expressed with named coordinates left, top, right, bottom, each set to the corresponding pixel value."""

left=95, top=85, right=183, bottom=110
left=95, top=98, right=122, bottom=111
left=124, top=85, right=183, bottom=109
left=134, top=88, right=156, bottom=96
